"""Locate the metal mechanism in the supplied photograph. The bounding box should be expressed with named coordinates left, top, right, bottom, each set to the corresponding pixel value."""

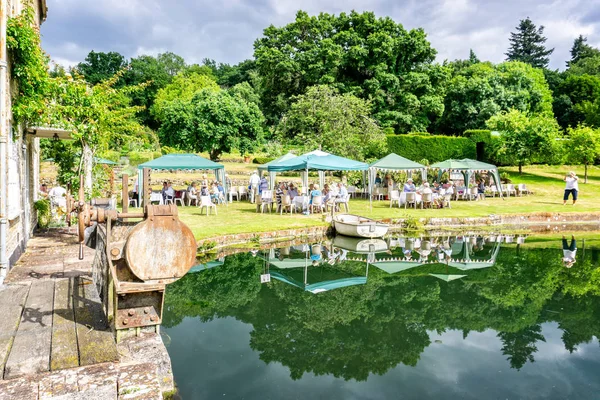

left=66, top=171, right=197, bottom=338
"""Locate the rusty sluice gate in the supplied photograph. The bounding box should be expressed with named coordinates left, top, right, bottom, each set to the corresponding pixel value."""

left=67, top=170, right=197, bottom=340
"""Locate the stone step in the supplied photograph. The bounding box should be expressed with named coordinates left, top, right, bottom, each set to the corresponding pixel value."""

left=73, top=277, right=118, bottom=366
left=4, top=281, right=55, bottom=379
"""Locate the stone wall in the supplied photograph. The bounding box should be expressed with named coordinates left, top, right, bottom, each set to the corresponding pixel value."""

left=2, top=0, right=44, bottom=273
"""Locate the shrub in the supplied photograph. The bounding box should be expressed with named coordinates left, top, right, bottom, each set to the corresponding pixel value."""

left=161, top=146, right=185, bottom=155
left=128, top=151, right=154, bottom=166
left=101, top=150, right=120, bottom=163
left=386, top=134, right=476, bottom=163
left=253, top=156, right=275, bottom=164
left=34, top=199, right=51, bottom=229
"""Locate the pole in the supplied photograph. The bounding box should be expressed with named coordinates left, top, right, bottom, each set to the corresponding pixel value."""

left=0, top=0, right=9, bottom=278
left=143, top=168, right=150, bottom=210
left=121, top=174, right=128, bottom=221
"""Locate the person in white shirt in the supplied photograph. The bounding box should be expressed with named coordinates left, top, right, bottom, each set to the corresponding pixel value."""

left=48, top=185, right=67, bottom=208
left=563, top=171, right=579, bottom=205
left=562, top=235, right=577, bottom=268
left=164, top=182, right=175, bottom=202
left=421, top=182, right=433, bottom=195
left=249, top=172, right=260, bottom=203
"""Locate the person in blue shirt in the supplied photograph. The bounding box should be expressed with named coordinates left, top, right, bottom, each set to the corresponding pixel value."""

left=259, top=176, right=269, bottom=194
left=310, top=184, right=322, bottom=204
left=403, top=179, right=416, bottom=192
left=375, top=174, right=382, bottom=185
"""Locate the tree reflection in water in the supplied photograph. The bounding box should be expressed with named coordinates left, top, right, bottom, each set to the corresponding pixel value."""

left=163, top=234, right=600, bottom=381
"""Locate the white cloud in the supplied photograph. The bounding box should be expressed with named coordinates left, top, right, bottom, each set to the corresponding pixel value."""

left=41, top=0, right=600, bottom=69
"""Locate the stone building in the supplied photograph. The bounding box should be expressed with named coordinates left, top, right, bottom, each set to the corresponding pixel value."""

left=0, top=0, right=48, bottom=280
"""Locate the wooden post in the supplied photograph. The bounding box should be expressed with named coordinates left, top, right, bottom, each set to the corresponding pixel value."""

left=143, top=168, right=150, bottom=209
left=121, top=174, right=128, bottom=221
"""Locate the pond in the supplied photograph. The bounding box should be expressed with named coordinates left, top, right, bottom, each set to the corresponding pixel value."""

left=162, top=233, right=600, bottom=399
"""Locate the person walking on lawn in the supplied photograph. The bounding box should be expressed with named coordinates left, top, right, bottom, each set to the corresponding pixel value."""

left=563, top=171, right=579, bottom=205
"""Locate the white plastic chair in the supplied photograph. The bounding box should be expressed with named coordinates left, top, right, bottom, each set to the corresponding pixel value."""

left=199, top=195, right=217, bottom=215
left=517, top=184, right=529, bottom=196
left=489, top=185, right=498, bottom=197
left=443, top=193, right=452, bottom=209
left=389, top=190, right=400, bottom=208
left=128, top=192, right=138, bottom=208
left=421, top=192, right=433, bottom=209
left=373, top=186, right=384, bottom=201
left=505, top=184, right=516, bottom=197
left=229, top=187, right=239, bottom=202
left=175, top=191, right=186, bottom=206
left=468, top=186, right=479, bottom=201
left=347, top=186, right=357, bottom=198
left=278, top=195, right=293, bottom=215
left=238, top=186, right=248, bottom=201
left=336, top=194, right=350, bottom=212
left=310, top=195, right=325, bottom=214
left=405, top=192, right=417, bottom=209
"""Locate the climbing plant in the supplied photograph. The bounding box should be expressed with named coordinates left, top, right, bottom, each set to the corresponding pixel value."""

left=6, top=3, right=50, bottom=126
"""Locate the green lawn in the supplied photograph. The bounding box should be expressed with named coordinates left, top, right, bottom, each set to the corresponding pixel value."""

left=147, top=165, right=600, bottom=240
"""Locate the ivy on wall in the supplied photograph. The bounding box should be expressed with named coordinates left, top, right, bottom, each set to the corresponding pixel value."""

left=6, top=4, right=50, bottom=126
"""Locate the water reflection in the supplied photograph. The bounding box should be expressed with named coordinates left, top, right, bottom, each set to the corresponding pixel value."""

left=164, top=233, right=600, bottom=399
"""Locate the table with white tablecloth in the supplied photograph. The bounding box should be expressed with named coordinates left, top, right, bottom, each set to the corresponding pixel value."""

left=149, top=192, right=164, bottom=205
left=292, top=195, right=309, bottom=212
left=398, top=191, right=422, bottom=206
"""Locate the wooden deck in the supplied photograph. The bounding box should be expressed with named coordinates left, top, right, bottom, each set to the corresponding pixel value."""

left=0, top=232, right=118, bottom=380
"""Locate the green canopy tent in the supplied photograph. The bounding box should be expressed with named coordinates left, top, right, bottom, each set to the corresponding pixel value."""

left=267, top=150, right=369, bottom=191
left=368, top=153, right=427, bottom=205
left=429, top=273, right=467, bottom=282
left=258, top=152, right=297, bottom=190
left=137, top=154, right=227, bottom=205
left=430, top=159, right=503, bottom=199
left=447, top=237, right=501, bottom=270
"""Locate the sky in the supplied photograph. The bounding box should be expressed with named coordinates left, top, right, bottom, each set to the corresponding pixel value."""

left=40, top=0, right=600, bottom=71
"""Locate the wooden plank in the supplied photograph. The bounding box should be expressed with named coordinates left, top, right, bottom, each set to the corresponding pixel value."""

left=0, top=285, right=30, bottom=373
left=51, top=279, right=79, bottom=371
left=4, top=280, right=55, bottom=379
left=74, top=277, right=118, bottom=366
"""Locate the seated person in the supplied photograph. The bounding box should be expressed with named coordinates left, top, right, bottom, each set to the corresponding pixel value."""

left=164, top=182, right=175, bottom=202
left=403, top=179, right=416, bottom=192
left=322, top=184, right=331, bottom=204
left=161, top=181, right=168, bottom=201
left=309, top=184, right=322, bottom=205
left=432, top=182, right=441, bottom=193
left=335, top=183, right=348, bottom=204
left=188, top=182, right=198, bottom=204
left=210, top=183, right=220, bottom=202
left=276, top=183, right=285, bottom=205
left=288, top=183, right=299, bottom=199
left=421, top=182, right=433, bottom=195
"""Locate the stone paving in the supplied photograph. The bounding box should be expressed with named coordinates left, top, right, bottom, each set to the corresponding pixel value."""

left=0, top=230, right=171, bottom=399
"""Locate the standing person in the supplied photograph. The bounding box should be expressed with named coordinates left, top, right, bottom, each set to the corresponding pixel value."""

left=249, top=171, right=260, bottom=203
left=276, top=183, right=285, bottom=208
left=161, top=181, right=168, bottom=202
left=562, top=235, right=577, bottom=268
left=563, top=171, right=579, bottom=205
left=259, top=175, right=269, bottom=194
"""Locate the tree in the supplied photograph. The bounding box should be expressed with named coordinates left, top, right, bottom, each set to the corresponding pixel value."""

left=568, top=35, right=600, bottom=67
left=553, top=74, right=600, bottom=129
left=568, top=55, right=600, bottom=76
left=469, top=49, right=480, bottom=64
left=41, top=72, right=144, bottom=192
left=277, top=85, right=385, bottom=160
left=437, top=62, right=553, bottom=134
left=486, top=109, right=560, bottom=174
left=151, top=72, right=220, bottom=122
left=123, top=53, right=186, bottom=128
left=254, top=10, right=445, bottom=132
left=76, top=50, right=127, bottom=85
left=505, top=17, right=554, bottom=68
left=566, top=125, right=600, bottom=183
left=158, top=88, right=264, bottom=160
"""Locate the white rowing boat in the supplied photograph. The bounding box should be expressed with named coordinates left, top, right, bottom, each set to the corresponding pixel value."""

left=332, top=235, right=388, bottom=254
left=332, top=214, right=389, bottom=238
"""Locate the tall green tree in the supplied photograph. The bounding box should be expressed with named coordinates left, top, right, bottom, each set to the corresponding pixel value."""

left=566, top=125, right=600, bottom=183
left=76, top=50, right=127, bottom=85
left=568, top=55, right=600, bottom=76
left=505, top=17, right=554, bottom=68
left=151, top=72, right=220, bottom=122
left=568, top=35, right=600, bottom=67
left=254, top=10, right=446, bottom=132
left=553, top=74, right=600, bottom=129
left=123, top=52, right=186, bottom=128
left=277, top=85, right=385, bottom=161
left=437, top=61, right=553, bottom=134
left=486, top=109, right=560, bottom=174
left=158, top=88, right=264, bottom=160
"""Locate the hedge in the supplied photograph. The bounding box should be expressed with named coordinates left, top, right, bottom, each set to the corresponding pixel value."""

left=386, top=134, right=476, bottom=163
left=253, top=156, right=275, bottom=164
